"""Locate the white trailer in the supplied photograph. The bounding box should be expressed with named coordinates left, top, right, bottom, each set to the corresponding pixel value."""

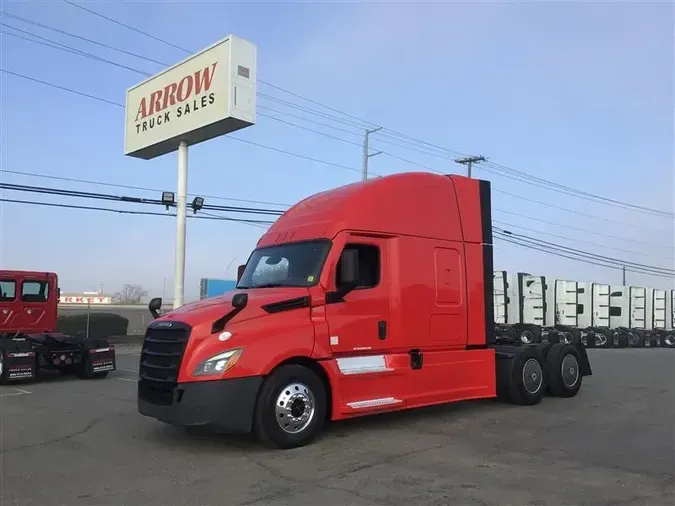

left=492, top=271, right=675, bottom=349
left=495, top=273, right=583, bottom=345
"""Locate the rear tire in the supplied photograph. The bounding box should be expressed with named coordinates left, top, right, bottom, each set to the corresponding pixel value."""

left=662, top=333, right=675, bottom=348
left=253, top=364, right=327, bottom=449
left=545, top=343, right=583, bottom=398
left=504, top=347, right=547, bottom=406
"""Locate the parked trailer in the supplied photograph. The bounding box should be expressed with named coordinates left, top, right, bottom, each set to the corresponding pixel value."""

left=0, top=270, right=116, bottom=385
left=137, top=172, right=592, bottom=449
left=492, top=272, right=675, bottom=349
left=493, top=272, right=588, bottom=346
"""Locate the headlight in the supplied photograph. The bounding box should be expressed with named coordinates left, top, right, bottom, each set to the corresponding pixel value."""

left=193, top=348, right=243, bottom=376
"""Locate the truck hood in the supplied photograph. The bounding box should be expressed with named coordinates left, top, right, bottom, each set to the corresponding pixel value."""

left=157, top=287, right=310, bottom=328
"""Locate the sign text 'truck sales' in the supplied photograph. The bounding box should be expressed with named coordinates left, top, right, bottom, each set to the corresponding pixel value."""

left=124, top=35, right=257, bottom=160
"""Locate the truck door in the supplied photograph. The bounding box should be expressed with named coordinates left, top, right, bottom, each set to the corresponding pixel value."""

left=18, top=277, right=51, bottom=331
left=325, top=236, right=391, bottom=355
left=0, top=278, right=18, bottom=328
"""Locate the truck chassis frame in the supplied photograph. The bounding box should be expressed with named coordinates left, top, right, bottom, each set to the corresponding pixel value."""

left=0, top=332, right=116, bottom=384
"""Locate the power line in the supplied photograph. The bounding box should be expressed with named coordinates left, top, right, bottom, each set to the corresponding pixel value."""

left=0, top=198, right=276, bottom=225
left=0, top=169, right=291, bottom=208
left=0, top=23, right=151, bottom=77
left=0, top=68, right=124, bottom=108
left=7, top=9, right=670, bottom=220
left=483, top=160, right=673, bottom=219
left=61, top=0, right=190, bottom=54
left=491, top=187, right=669, bottom=234
left=494, top=207, right=673, bottom=250
left=494, top=233, right=673, bottom=279
left=491, top=219, right=671, bottom=260
left=0, top=182, right=285, bottom=216
left=6, top=23, right=668, bottom=229
left=0, top=11, right=168, bottom=67
left=3, top=179, right=673, bottom=277
left=260, top=113, right=363, bottom=148
left=493, top=229, right=674, bottom=275
left=2, top=68, right=672, bottom=253
left=0, top=69, right=364, bottom=176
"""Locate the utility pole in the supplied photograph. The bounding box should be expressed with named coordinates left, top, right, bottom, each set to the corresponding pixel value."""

left=454, top=155, right=486, bottom=178
left=622, top=266, right=626, bottom=285
left=362, top=126, right=383, bottom=181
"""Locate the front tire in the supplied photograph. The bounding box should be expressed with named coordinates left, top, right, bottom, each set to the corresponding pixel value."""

left=253, top=364, right=327, bottom=449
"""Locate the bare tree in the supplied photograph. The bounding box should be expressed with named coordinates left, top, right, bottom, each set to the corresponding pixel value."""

left=112, top=284, right=148, bottom=304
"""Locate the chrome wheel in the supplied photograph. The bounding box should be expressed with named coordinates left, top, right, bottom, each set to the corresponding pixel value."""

left=561, top=354, right=579, bottom=388
left=522, top=358, right=543, bottom=395
left=274, top=382, right=316, bottom=434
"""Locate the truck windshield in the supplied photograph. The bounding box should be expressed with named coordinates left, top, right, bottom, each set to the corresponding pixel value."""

left=237, top=240, right=331, bottom=289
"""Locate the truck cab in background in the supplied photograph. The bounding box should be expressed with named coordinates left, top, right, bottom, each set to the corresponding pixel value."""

left=138, top=172, right=592, bottom=449
left=0, top=270, right=116, bottom=384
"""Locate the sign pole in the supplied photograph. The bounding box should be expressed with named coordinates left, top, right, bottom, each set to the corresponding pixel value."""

left=173, top=140, right=188, bottom=309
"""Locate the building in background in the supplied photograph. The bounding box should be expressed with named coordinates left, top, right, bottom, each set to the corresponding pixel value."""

left=59, top=291, right=112, bottom=305
left=199, top=278, right=237, bottom=299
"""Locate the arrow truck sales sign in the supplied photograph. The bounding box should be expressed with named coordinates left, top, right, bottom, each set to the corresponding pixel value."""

left=124, top=35, right=257, bottom=160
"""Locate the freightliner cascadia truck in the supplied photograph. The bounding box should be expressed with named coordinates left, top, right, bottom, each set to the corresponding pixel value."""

left=137, top=172, right=592, bottom=449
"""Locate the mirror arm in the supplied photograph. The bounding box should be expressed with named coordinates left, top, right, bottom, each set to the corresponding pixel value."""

left=325, top=281, right=358, bottom=304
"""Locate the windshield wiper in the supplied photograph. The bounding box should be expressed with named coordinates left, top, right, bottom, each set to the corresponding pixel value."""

left=252, top=283, right=287, bottom=288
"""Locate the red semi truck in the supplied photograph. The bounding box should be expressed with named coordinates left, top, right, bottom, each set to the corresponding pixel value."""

left=138, top=172, right=592, bottom=449
left=0, top=270, right=117, bottom=384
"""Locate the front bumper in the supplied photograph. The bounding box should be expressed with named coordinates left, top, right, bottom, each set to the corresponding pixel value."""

left=138, top=376, right=263, bottom=433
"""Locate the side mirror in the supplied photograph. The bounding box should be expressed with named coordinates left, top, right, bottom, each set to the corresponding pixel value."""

left=237, top=264, right=246, bottom=283
left=339, top=249, right=360, bottom=286
left=148, top=297, right=163, bottom=319
left=326, top=249, right=360, bottom=304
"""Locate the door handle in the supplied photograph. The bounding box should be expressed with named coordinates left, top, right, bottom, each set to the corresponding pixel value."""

left=378, top=320, right=387, bottom=340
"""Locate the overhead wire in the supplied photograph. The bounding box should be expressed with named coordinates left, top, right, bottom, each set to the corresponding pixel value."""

left=3, top=7, right=673, bottom=270
left=493, top=229, right=674, bottom=276
left=0, top=182, right=285, bottom=216
left=2, top=180, right=673, bottom=278
left=494, top=233, right=673, bottom=278
left=0, top=68, right=365, bottom=176
left=0, top=197, right=276, bottom=224
left=4, top=9, right=672, bottom=220
left=491, top=219, right=672, bottom=260
left=2, top=66, right=672, bottom=256
left=0, top=169, right=292, bottom=208
left=0, top=23, right=152, bottom=76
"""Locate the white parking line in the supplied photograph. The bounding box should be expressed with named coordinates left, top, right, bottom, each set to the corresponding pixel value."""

left=117, top=368, right=139, bottom=373
left=115, top=377, right=137, bottom=383
left=0, top=387, right=32, bottom=397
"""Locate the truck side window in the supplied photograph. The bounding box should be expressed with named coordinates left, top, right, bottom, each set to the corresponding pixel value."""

left=609, top=306, right=621, bottom=317
left=337, top=243, right=380, bottom=289
left=21, top=280, right=49, bottom=303
left=0, top=280, right=16, bottom=301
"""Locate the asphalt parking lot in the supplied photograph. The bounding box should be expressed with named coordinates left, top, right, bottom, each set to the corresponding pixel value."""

left=1, top=347, right=673, bottom=506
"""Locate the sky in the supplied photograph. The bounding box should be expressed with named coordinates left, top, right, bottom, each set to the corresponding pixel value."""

left=0, top=0, right=673, bottom=302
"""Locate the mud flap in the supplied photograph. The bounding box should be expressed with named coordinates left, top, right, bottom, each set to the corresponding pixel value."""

left=5, top=351, right=37, bottom=382
left=573, top=341, right=592, bottom=377
left=86, top=345, right=117, bottom=374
